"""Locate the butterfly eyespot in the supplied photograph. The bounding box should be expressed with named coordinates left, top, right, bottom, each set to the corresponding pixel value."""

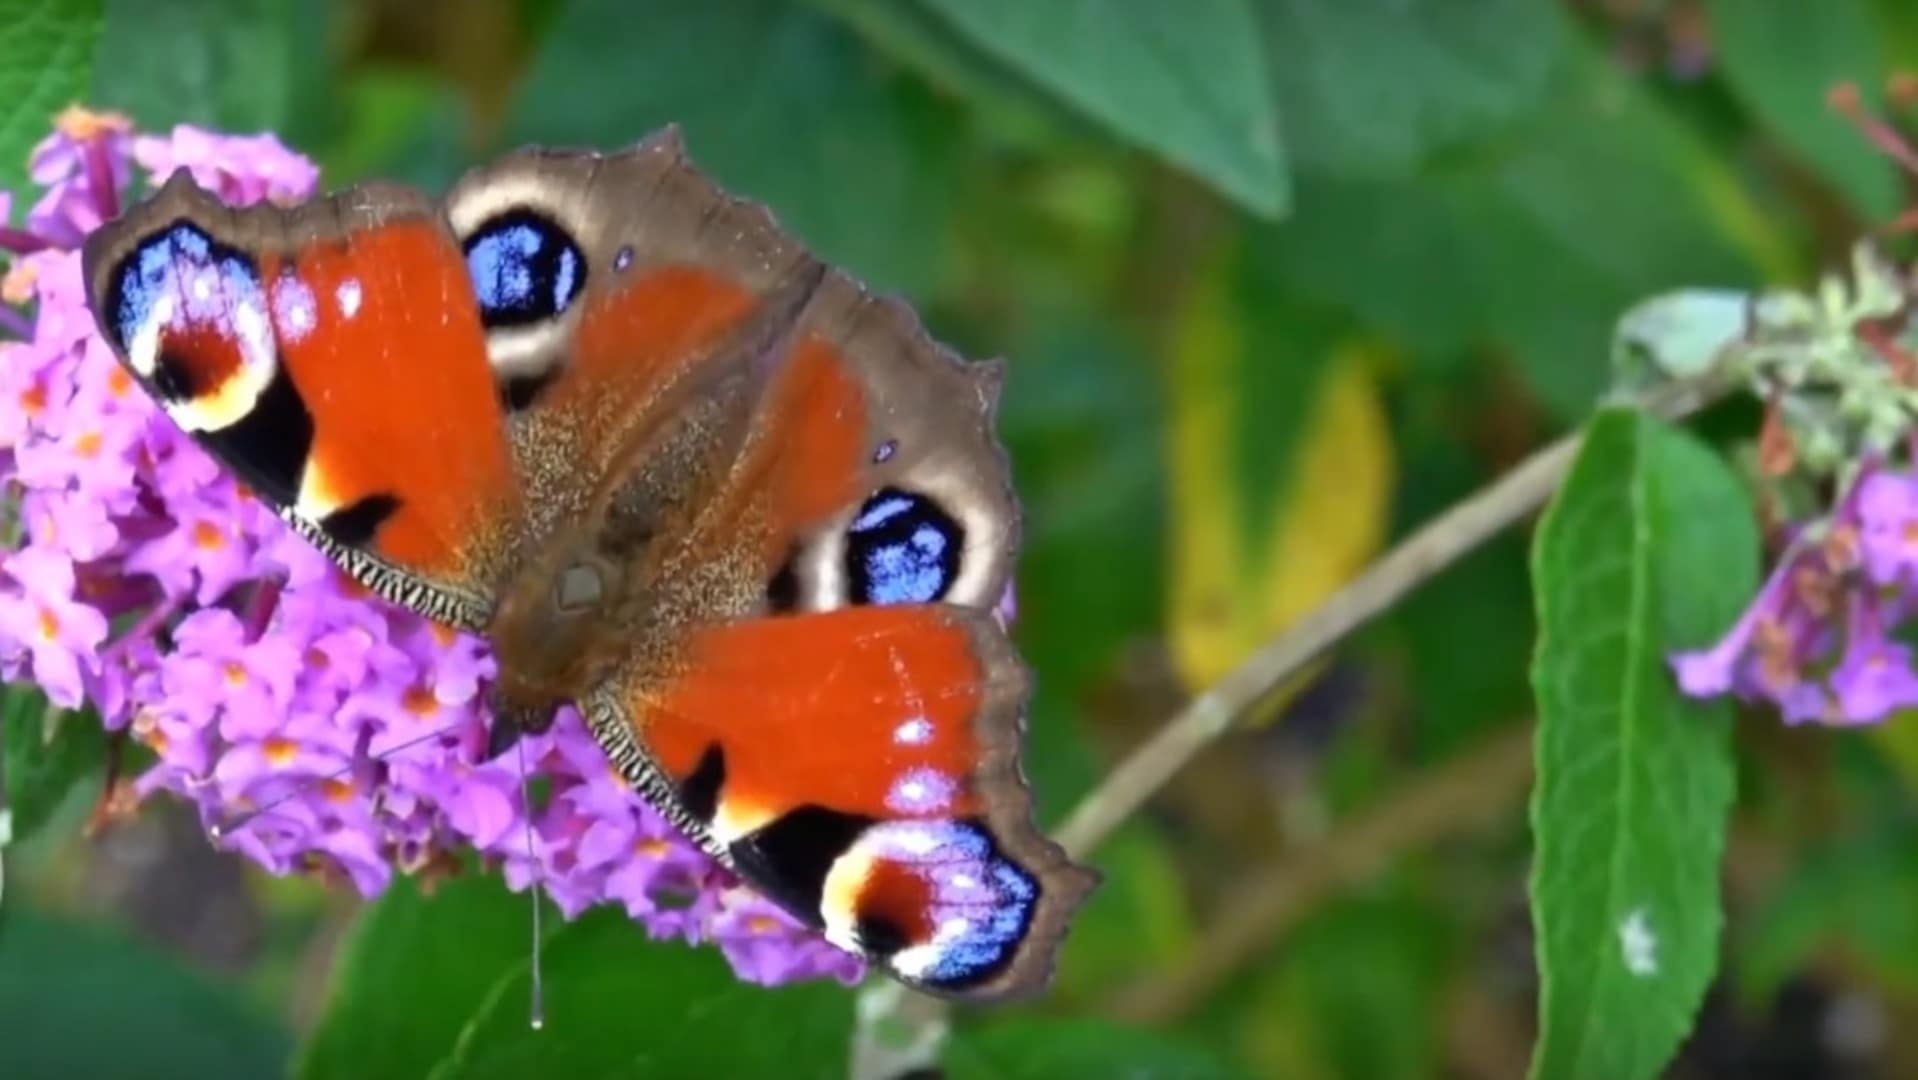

left=462, top=209, right=587, bottom=329
left=554, top=562, right=604, bottom=612
left=844, top=488, right=964, bottom=605
left=829, top=818, right=1041, bottom=990
left=613, top=246, right=634, bottom=271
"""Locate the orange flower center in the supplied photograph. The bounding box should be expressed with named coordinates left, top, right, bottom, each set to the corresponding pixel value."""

left=402, top=684, right=439, bottom=717
left=36, top=607, right=58, bottom=642
left=192, top=521, right=224, bottom=549
left=53, top=105, right=132, bottom=140
left=263, top=737, right=298, bottom=765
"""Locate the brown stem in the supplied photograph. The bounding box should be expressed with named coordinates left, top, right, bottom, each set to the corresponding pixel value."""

left=1052, top=379, right=1722, bottom=860
left=1101, top=727, right=1536, bottom=1023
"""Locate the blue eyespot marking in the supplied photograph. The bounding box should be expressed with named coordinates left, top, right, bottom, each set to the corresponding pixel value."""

left=110, top=223, right=256, bottom=359
left=851, top=818, right=1040, bottom=989
left=462, top=210, right=586, bottom=329
left=845, top=489, right=963, bottom=606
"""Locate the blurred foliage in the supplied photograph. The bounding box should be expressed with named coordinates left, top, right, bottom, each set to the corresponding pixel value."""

left=9, top=0, right=1918, bottom=1077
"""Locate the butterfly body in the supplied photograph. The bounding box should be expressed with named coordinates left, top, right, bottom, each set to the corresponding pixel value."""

left=81, top=129, right=1095, bottom=999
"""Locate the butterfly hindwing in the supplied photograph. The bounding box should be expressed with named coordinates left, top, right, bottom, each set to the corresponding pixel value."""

left=583, top=604, right=1093, bottom=999
left=80, top=172, right=524, bottom=628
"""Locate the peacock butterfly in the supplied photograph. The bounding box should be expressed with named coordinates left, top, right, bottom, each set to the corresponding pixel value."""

left=77, top=128, right=1097, bottom=1000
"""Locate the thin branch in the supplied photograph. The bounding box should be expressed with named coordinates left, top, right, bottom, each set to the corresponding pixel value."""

left=1100, top=726, right=1535, bottom=1023
left=1053, top=379, right=1721, bottom=860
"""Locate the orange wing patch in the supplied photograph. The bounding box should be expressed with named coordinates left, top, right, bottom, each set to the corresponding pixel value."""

left=762, top=335, right=868, bottom=534
left=261, top=223, right=518, bottom=575
left=641, top=604, right=985, bottom=836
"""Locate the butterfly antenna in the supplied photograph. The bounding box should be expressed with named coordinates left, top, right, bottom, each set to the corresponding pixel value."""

left=208, top=720, right=465, bottom=840
left=516, top=732, right=546, bottom=1031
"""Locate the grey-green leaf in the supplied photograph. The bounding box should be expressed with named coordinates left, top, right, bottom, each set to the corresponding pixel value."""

left=1262, top=0, right=1568, bottom=178
left=1528, top=409, right=1755, bottom=1080
left=920, top=0, right=1287, bottom=216
left=293, top=873, right=544, bottom=1080
left=427, top=909, right=853, bottom=1080
left=91, top=0, right=318, bottom=136
left=0, top=0, right=103, bottom=202
left=946, top=1017, right=1254, bottom=1080
left=1705, top=0, right=1898, bottom=219
left=502, top=0, right=957, bottom=293
left=0, top=908, right=291, bottom=1079
left=2, top=687, right=106, bottom=843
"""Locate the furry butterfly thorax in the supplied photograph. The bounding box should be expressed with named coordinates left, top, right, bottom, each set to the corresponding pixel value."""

left=79, top=126, right=1097, bottom=1000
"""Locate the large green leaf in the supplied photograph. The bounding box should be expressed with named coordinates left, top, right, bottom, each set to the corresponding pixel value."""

left=946, top=1017, right=1253, bottom=1080
left=1705, top=0, right=1897, bottom=219
left=427, top=909, right=853, bottom=1080
left=1261, top=0, right=1568, bottom=178
left=1736, top=822, right=1918, bottom=1004
left=90, top=0, right=323, bottom=136
left=0, top=0, right=102, bottom=201
left=0, top=908, right=291, bottom=1079
left=293, top=873, right=545, bottom=1080
left=997, top=315, right=1163, bottom=808
left=2, top=686, right=106, bottom=843
left=805, top=0, right=1084, bottom=148
left=503, top=0, right=957, bottom=293
left=1527, top=409, right=1756, bottom=1080
left=1264, top=48, right=1762, bottom=416
left=918, top=0, right=1286, bottom=216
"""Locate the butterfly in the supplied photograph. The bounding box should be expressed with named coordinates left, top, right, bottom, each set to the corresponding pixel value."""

left=78, top=127, right=1097, bottom=1000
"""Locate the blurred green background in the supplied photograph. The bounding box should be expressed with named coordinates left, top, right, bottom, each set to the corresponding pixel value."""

left=7, top=0, right=1918, bottom=1077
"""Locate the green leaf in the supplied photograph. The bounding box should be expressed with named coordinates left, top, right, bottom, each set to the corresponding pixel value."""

left=1050, top=824, right=1194, bottom=998
left=946, top=1017, right=1253, bottom=1080
left=0, top=907, right=290, bottom=1079
left=1264, top=47, right=1763, bottom=416
left=1262, top=0, right=1568, bottom=178
left=1705, top=0, right=1898, bottom=219
left=311, top=66, right=471, bottom=190
left=428, top=908, right=853, bottom=1080
left=1, top=686, right=106, bottom=842
left=91, top=0, right=318, bottom=135
left=918, top=0, right=1285, bottom=216
left=998, top=315, right=1163, bottom=807
left=503, top=0, right=957, bottom=293
left=294, top=873, right=544, bottom=1080
left=0, top=0, right=102, bottom=201
left=1386, top=397, right=1535, bottom=760
left=1736, top=824, right=1918, bottom=1005
left=1527, top=409, right=1756, bottom=1080
left=1200, top=888, right=1457, bottom=1080
left=804, top=0, right=1083, bottom=148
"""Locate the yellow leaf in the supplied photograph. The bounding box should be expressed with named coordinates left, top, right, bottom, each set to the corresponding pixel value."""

left=1167, top=257, right=1396, bottom=696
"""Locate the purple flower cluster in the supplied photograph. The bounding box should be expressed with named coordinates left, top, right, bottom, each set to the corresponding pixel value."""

left=1673, top=464, right=1918, bottom=725
left=0, top=109, right=862, bottom=988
